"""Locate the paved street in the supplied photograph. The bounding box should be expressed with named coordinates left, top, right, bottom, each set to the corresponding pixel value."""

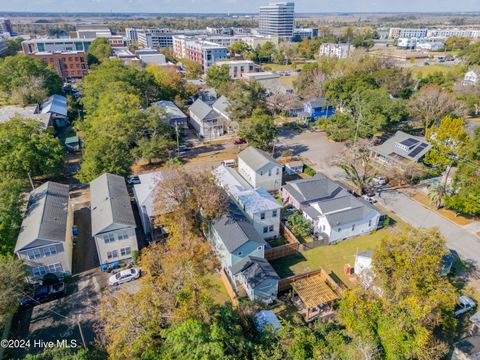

left=278, top=129, right=480, bottom=265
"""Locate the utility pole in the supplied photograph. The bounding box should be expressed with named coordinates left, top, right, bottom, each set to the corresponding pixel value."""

left=28, top=172, right=35, bottom=190
left=175, top=122, right=180, bottom=154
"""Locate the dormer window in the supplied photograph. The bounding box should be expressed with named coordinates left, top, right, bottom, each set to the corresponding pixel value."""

left=237, top=251, right=243, bottom=256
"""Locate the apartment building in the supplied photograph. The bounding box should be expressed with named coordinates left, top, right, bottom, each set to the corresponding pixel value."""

left=0, top=18, right=12, bottom=36
left=22, top=38, right=93, bottom=54
left=137, top=28, right=175, bottom=48
left=185, top=40, right=228, bottom=72
left=215, top=60, right=258, bottom=79
left=74, top=24, right=112, bottom=39
left=388, top=28, right=428, bottom=39
left=30, top=51, right=88, bottom=80
left=427, top=28, right=480, bottom=39
left=319, top=43, right=351, bottom=59
left=259, top=2, right=295, bottom=39
left=0, top=38, right=7, bottom=56
left=294, top=27, right=318, bottom=39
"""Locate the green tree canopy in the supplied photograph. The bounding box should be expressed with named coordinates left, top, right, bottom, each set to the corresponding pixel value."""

left=0, top=177, right=23, bottom=254
left=460, top=40, right=480, bottom=65
left=226, top=80, right=268, bottom=121
left=87, top=37, right=112, bottom=65
left=237, top=110, right=279, bottom=151
left=205, top=64, right=231, bottom=91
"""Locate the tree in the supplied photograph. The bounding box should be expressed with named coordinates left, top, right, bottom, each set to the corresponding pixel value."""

left=205, top=64, right=231, bottom=91
left=229, top=40, right=252, bottom=57
left=0, top=117, right=64, bottom=180
left=428, top=183, right=448, bottom=209
left=0, top=177, right=23, bottom=254
left=24, top=347, right=103, bottom=360
left=87, top=38, right=112, bottom=65
left=146, top=64, right=186, bottom=100
left=339, top=228, right=458, bottom=359
left=2, top=37, right=24, bottom=57
left=408, top=85, right=464, bottom=133
left=460, top=41, right=480, bottom=65
left=226, top=81, right=268, bottom=121
left=287, top=212, right=313, bottom=240
left=180, top=58, right=202, bottom=79
left=0, top=255, right=25, bottom=328
left=0, top=55, right=62, bottom=105
left=237, top=110, right=279, bottom=152
left=445, top=36, right=471, bottom=51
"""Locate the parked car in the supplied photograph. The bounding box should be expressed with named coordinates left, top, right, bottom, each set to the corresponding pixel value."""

left=108, top=268, right=141, bottom=286
left=19, top=279, right=65, bottom=308
left=177, top=145, right=191, bottom=152
left=454, top=296, right=476, bottom=317
left=371, top=176, right=387, bottom=186
left=222, top=159, right=236, bottom=168
left=127, top=175, right=140, bottom=185
left=233, top=138, right=246, bottom=145
left=362, top=195, right=377, bottom=204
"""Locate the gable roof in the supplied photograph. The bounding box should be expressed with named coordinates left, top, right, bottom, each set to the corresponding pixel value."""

left=213, top=165, right=252, bottom=196
left=90, top=173, right=136, bottom=236
left=238, top=146, right=280, bottom=172
left=231, top=256, right=280, bottom=288
left=211, top=202, right=267, bottom=253
left=188, top=98, right=217, bottom=121
left=238, top=187, right=282, bottom=214
left=41, top=95, right=67, bottom=117
left=151, top=100, right=187, bottom=120
left=15, top=182, right=69, bottom=252
left=212, top=95, right=230, bottom=119
left=283, top=173, right=342, bottom=203
left=0, top=105, right=52, bottom=128
left=306, top=97, right=325, bottom=109
left=371, top=131, right=432, bottom=163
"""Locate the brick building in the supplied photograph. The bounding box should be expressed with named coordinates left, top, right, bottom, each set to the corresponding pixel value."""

left=31, top=51, right=88, bottom=81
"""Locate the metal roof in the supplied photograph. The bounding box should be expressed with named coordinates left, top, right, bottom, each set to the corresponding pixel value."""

left=90, top=173, right=136, bottom=236
left=41, top=95, right=67, bottom=117
left=188, top=98, right=217, bottom=121
left=238, top=188, right=281, bottom=214
left=15, top=182, right=69, bottom=252
left=238, top=146, right=279, bottom=172
left=151, top=100, right=187, bottom=120
left=211, top=202, right=266, bottom=253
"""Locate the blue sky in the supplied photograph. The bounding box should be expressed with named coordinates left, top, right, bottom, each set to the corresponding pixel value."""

left=0, top=0, right=478, bottom=13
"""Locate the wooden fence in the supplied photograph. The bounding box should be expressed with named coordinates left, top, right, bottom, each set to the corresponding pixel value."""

left=265, top=243, right=300, bottom=261
left=220, top=268, right=239, bottom=307
left=281, top=222, right=300, bottom=245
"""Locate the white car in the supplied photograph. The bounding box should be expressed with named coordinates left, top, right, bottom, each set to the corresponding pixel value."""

left=372, top=176, right=387, bottom=186
left=108, top=268, right=141, bottom=286
left=454, top=296, right=476, bottom=317
left=362, top=195, right=377, bottom=204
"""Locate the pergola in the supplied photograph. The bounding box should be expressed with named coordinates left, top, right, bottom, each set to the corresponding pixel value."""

left=291, top=273, right=339, bottom=321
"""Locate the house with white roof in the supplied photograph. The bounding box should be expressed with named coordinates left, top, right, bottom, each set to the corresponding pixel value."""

left=213, top=165, right=281, bottom=240
left=238, top=146, right=282, bottom=191
left=14, top=182, right=71, bottom=283
left=90, top=173, right=138, bottom=268
left=281, top=173, right=382, bottom=243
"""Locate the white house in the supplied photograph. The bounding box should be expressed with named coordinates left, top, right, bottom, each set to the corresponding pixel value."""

left=213, top=165, right=281, bottom=240
left=188, top=98, right=224, bottom=138
left=238, top=146, right=282, bottom=192
left=464, top=70, right=479, bottom=86
left=281, top=174, right=383, bottom=243
left=90, top=173, right=138, bottom=268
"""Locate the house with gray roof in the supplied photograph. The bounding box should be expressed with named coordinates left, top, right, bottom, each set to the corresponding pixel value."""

left=231, top=256, right=279, bottom=303
left=90, top=173, right=138, bottom=268
left=15, top=182, right=71, bottom=283
left=188, top=98, right=224, bottom=138
left=41, top=94, right=68, bottom=128
left=151, top=100, right=188, bottom=129
left=212, top=95, right=233, bottom=124
left=282, top=173, right=382, bottom=243
left=370, top=130, right=432, bottom=168
left=238, top=146, right=282, bottom=191
left=0, top=104, right=52, bottom=129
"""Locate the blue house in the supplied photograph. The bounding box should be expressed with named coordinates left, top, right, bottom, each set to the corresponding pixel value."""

left=303, top=97, right=334, bottom=121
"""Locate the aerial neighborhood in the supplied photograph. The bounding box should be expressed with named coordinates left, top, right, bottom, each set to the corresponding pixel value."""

left=1, top=1, right=480, bottom=359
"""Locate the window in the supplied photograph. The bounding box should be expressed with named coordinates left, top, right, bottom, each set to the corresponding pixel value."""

left=260, top=212, right=266, bottom=220
left=263, top=226, right=268, bottom=233
left=117, top=232, right=129, bottom=241
left=351, top=224, right=355, bottom=231
left=104, top=233, right=115, bottom=243
left=27, top=249, right=42, bottom=260
left=43, top=246, right=57, bottom=257
left=338, top=228, right=341, bottom=232
left=269, top=225, right=274, bottom=232
left=33, top=266, right=47, bottom=277
left=272, top=210, right=277, bottom=217
left=237, top=251, right=243, bottom=256
left=120, top=247, right=131, bottom=256
left=276, top=168, right=280, bottom=175
left=268, top=170, right=272, bottom=176
left=368, top=220, right=372, bottom=227
left=47, top=263, right=63, bottom=273
left=107, top=250, right=118, bottom=259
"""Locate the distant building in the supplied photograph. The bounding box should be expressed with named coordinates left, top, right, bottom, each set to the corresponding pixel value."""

left=0, top=38, right=7, bottom=56
left=137, top=28, right=175, bottom=48
left=22, top=38, right=93, bottom=54
left=427, top=28, right=480, bottom=39
left=241, top=71, right=291, bottom=95
left=30, top=51, right=88, bottom=80
left=388, top=28, right=428, bottom=39
left=0, top=104, right=53, bottom=129
left=107, top=35, right=126, bottom=47
left=40, top=94, right=68, bottom=128
left=185, top=40, right=228, bottom=72
left=74, top=24, right=112, bottom=39
left=138, top=53, right=167, bottom=66
left=259, top=2, right=295, bottom=40
left=293, top=27, right=318, bottom=40
left=397, top=37, right=445, bottom=51
left=319, top=43, right=351, bottom=59
left=0, top=18, right=13, bottom=36
left=14, top=182, right=71, bottom=283
left=90, top=173, right=138, bottom=269
left=215, top=60, right=258, bottom=79
left=464, top=69, right=479, bottom=86
left=370, top=130, right=433, bottom=168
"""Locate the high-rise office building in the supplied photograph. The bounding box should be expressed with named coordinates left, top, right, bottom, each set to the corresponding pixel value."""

left=259, top=2, right=295, bottom=39
left=0, top=18, right=13, bottom=36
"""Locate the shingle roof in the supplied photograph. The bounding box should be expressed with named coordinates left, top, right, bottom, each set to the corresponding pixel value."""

left=189, top=98, right=217, bottom=121
left=307, top=97, right=325, bottom=109
left=283, top=173, right=342, bottom=203
left=325, top=206, right=371, bottom=227
left=238, top=146, right=279, bottom=172
left=151, top=100, right=187, bottom=120
left=212, top=95, right=230, bottom=118
left=231, top=256, right=280, bottom=288
left=371, top=130, right=432, bottom=163
left=0, top=105, right=52, bottom=128
left=41, top=95, right=67, bottom=117
left=211, top=202, right=266, bottom=253
left=90, top=173, right=136, bottom=236
left=15, top=182, right=69, bottom=252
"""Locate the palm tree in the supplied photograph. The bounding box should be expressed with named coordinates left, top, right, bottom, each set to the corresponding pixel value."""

left=338, top=152, right=376, bottom=195
left=428, top=183, right=447, bottom=209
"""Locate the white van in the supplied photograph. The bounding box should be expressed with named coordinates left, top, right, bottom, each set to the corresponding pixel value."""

left=222, top=159, right=236, bottom=168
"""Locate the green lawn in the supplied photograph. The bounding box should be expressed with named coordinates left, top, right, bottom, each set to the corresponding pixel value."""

left=410, top=64, right=465, bottom=79
left=271, top=212, right=411, bottom=286
left=261, top=62, right=305, bottom=72
left=204, top=272, right=230, bottom=304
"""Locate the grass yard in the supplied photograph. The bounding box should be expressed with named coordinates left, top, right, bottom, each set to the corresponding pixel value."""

left=261, top=62, right=305, bottom=72
left=204, top=272, right=230, bottom=304
left=279, top=75, right=297, bottom=88
left=271, top=212, right=411, bottom=286
left=410, top=64, right=465, bottom=79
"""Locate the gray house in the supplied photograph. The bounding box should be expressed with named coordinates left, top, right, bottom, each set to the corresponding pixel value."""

left=41, top=94, right=68, bottom=128
left=188, top=98, right=224, bottom=138
left=231, top=256, right=279, bottom=303
left=151, top=100, right=188, bottom=129
left=90, top=173, right=138, bottom=268
left=15, top=182, right=71, bottom=283
left=238, top=146, right=283, bottom=191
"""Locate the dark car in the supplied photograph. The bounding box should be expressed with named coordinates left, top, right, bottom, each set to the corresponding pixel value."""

left=233, top=138, right=247, bottom=145
left=19, top=274, right=66, bottom=308
left=127, top=175, right=141, bottom=185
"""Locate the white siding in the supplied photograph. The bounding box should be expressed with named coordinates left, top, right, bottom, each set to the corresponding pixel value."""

left=95, top=227, right=138, bottom=265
